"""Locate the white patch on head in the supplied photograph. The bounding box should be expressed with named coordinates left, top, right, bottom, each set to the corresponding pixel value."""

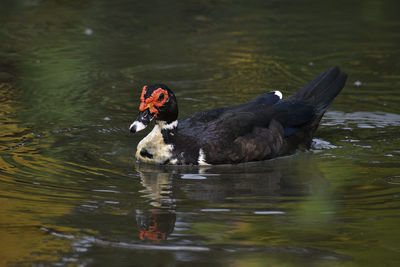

left=198, top=148, right=209, bottom=165
left=130, top=121, right=146, bottom=132
left=274, top=91, right=283, bottom=99
left=159, top=120, right=178, bottom=130
left=135, top=121, right=174, bottom=164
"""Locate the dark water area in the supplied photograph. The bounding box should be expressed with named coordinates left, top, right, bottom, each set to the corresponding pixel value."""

left=1, top=0, right=400, bottom=266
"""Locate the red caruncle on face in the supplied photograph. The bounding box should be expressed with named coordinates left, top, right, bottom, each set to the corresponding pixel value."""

left=139, top=85, right=168, bottom=116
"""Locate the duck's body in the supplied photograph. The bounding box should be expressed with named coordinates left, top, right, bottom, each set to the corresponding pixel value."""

left=130, top=67, right=347, bottom=165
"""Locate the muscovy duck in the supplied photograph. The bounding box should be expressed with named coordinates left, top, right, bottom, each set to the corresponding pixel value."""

left=130, top=66, right=347, bottom=165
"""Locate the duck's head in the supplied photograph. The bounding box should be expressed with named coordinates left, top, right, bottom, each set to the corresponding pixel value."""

left=130, top=84, right=178, bottom=133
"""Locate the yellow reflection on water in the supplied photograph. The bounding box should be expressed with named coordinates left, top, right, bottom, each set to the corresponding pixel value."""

left=0, top=81, right=80, bottom=264
left=0, top=154, right=82, bottom=265
left=0, top=181, right=79, bottom=265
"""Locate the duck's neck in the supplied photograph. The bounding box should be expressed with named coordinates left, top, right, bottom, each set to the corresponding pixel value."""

left=157, top=120, right=178, bottom=131
left=135, top=120, right=179, bottom=164
left=157, top=120, right=178, bottom=144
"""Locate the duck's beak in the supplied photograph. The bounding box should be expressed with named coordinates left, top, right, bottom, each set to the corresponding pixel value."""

left=130, top=108, right=156, bottom=133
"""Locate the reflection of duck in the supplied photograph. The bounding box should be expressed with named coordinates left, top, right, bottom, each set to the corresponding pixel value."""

left=138, top=170, right=175, bottom=209
left=135, top=165, right=177, bottom=241
left=136, top=209, right=176, bottom=241
left=130, top=67, right=347, bottom=165
left=135, top=155, right=330, bottom=240
left=136, top=153, right=329, bottom=209
left=134, top=160, right=344, bottom=261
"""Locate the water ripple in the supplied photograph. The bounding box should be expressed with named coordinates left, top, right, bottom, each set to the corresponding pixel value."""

left=323, top=111, right=400, bottom=128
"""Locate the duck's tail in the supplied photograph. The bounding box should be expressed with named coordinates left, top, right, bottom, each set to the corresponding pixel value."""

left=290, top=66, right=347, bottom=117
left=275, top=67, right=347, bottom=150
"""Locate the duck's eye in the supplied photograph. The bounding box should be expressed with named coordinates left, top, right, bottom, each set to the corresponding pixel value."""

left=158, top=93, right=165, bottom=101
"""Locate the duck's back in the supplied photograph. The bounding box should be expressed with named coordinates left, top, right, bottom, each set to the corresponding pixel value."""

left=167, top=92, right=285, bottom=164
left=169, top=67, right=347, bottom=165
left=177, top=90, right=282, bottom=133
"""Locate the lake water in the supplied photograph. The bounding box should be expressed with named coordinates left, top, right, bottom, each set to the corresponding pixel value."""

left=1, top=0, right=400, bottom=266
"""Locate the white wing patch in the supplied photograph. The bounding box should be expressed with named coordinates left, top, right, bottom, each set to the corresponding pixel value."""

left=274, top=91, right=283, bottom=99
left=169, top=158, right=178, bottom=165
left=197, top=148, right=209, bottom=165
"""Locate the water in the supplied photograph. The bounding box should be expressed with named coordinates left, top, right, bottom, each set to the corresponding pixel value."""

left=1, top=0, right=400, bottom=266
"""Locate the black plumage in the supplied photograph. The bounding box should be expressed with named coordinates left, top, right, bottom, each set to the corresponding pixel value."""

left=130, top=66, right=347, bottom=165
